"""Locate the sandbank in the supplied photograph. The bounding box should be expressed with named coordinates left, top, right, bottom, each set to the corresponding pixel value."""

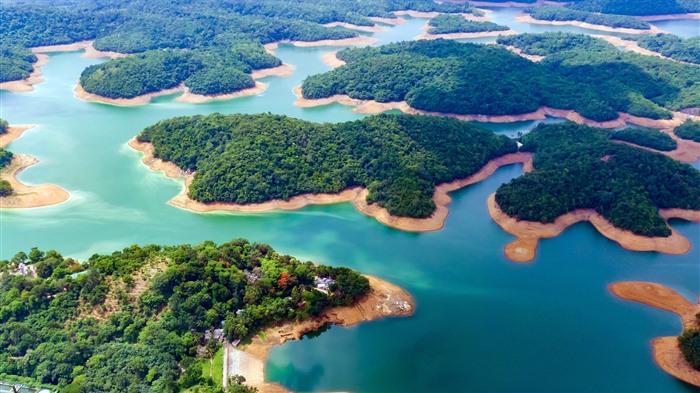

left=74, top=83, right=184, bottom=106
left=609, top=282, right=700, bottom=387
left=262, top=36, right=379, bottom=56
left=416, top=29, right=517, bottom=40
left=458, top=0, right=565, bottom=7
left=395, top=10, right=491, bottom=22
left=613, top=128, right=700, bottom=163
left=488, top=194, right=700, bottom=263
left=323, top=22, right=387, bottom=33
left=0, top=54, right=48, bottom=93
left=175, top=82, right=268, bottom=104
left=0, top=154, right=69, bottom=209
left=250, top=63, right=296, bottom=79
left=320, top=51, right=346, bottom=68
left=293, top=85, right=690, bottom=129
left=638, top=13, right=700, bottom=22
left=0, top=126, right=35, bottom=147
left=130, top=137, right=533, bottom=231
left=368, top=16, right=407, bottom=25
left=515, top=14, right=665, bottom=35
left=229, top=275, right=414, bottom=392
left=594, top=35, right=699, bottom=65
left=501, top=45, right=545, bottom=62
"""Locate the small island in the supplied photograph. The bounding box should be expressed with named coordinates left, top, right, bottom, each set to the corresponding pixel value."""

left=0, top=119, right=69, bottom=209
left=517, top=6, right=661, bottom=34
left=299, top=35, right=699, bottom=126
left=609, top=282, right=700, bottom=387
left=0, top=239, right=414, bottom=392
left=416, top=14, right=516, bottom=40
left=491, top=121, right=700, bottom=262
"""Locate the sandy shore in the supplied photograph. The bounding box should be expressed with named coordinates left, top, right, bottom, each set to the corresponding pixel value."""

left=609, top=282, right=700, bottom=387
left=0, top=54, right=49, bottom=93
left=515, top=14, right=664, bottom=34
left=175, top=82, right=268, bottom=104
left=416, top=29, right=517, bottom=40
left=594, top=35, right=698, bottom=65
left=74, top=83, right=184, bottom=106
left=489, top=194, right=700, bottom=262
left=394, top=10, right=491, bottom=22
left=369, top=16, right=407, bottom=25
left=320, top=52, right=346, bottom=68
left=235, top=275, right=414, bottom=392
left=0, top=126, right=35, bottom=147
left=323, top=22, right=387, bottom=33
left=501, top=45, right=545, bottom=62
left=638, top=13, right=700, bottom=21
left=263, top=36, right=379, bottom=56
left=0, top=154, right=69, bottom=209
left=293, top=86, right=690, bottom=129
left=250, top=63, right=296, bottom=79
left=613, top=128, right=700, bottom=163
left=463, top=0, right=565, bottom=7
left=131, top=138, right=533, bottom=231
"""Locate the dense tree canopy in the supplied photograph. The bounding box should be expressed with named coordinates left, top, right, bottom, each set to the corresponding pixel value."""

left=525, top=5, right=651, bottom=29
left=0, top=148, right=12, bottom=169
left=426, top=15, right=510, bottom=34
left=674, top=120, right=700, bottom=142
left=610, top=127, right=677, bottom=151
left=0, top=119, right=8, bottom=135
left=679, top=328, right=700, bottom=371
left=137, top=113, right=516, bottom=218
left=495, top=121, right=700, bottom=237
left=302, top=36, right=699, bottom=122
left=636, top=34, right=700, bottom=65
left=569, top=0, right=700, bottom=16
left=0, top=240, right=370, bottom=391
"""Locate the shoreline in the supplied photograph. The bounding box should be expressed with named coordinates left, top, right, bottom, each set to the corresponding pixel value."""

left=74, top=62, right=294, bottom=105
left=130, top=138, right=533, bottom=232
left=415, top=29, right=517, bottom=40
left=501, top=44, right=545, bottom=62
left=322, top=22, right=387, bottom=33
left=293, top=85, right=690, bottom=129
left=515, top=14, right=665, bottom=35
left=609, top=282, right=700, bottom=387
left=638, top=13, right=700, bottom=21
left=264, top=36, right=379, bottom=56
left=235, top=275, right=415, bottom=392
left=488, top=194, right=700, bottom=263
left=454, top=0, right=565, bottom=7
left=613, top=128, right=700, bottom=163
left=394, top=10, right=491, bottom=22
left=594, top=35, right=698, bottom=66
left=320, top=51, right=346, bottom=68
left=369, top=16, right=407, bottom=25
left=0, top=154, right=70, bottom=209
left=0, top=125, right=35, bottom=147
left=0, top=54, right=49, bottom=93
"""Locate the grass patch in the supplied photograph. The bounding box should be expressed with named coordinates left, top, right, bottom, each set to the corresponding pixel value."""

left=201, top=347, right=224, bottom=386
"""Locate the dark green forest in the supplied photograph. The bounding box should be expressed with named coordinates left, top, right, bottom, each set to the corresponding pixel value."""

left=0, top=120, right=14, bottom=196
left=0, top=239, right=370, bottom=392
left=0, top=0, right=480, bottom=83
left=495, top=122, right=700, bottom=237
left=569, top=0, right=700, bottom=16
left=0, top=119, right=8, bottom=134
left=301, top=36, right=699, bottom=122
left=137, top=113, right=516, bottom=219
left=525, top=5, right=651, bottom=29
left=426, top=14, right=510, bottom=34
left=674, top=120, right=700, bottom=142
left=636, top=34, right=700, bottom=64
left=679, top=312, right=700, bottom=371
left=610, top=127, right=677, bottom=151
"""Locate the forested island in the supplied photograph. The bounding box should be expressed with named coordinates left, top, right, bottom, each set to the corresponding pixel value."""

left=610, top=127, right=677, bottom=151
left=1, top=0, right=483, bottom=92
left=675, top=120, right=700, bottom=142
left=135, top=113, right=516, bottom=220
left=567, top=0, right=700, bottom=16
left=523, top=5, right=652, bottom=30
left=495, top=121, right=700, bottom=238
left=636, top=34, right=700, bottom=64
left=301, top=35, right=699, bottom=122
left=426, top=14, right=510, bottom=34
left=0, top=120, right=15, bottom=197
left=0, top=239, right=412, bottom=392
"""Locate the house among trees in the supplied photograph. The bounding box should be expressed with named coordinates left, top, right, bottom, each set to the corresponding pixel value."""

left=314, top=277, right=335, bottom=294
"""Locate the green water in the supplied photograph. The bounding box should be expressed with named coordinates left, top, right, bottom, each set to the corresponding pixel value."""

left=1, top=9, right=699, bottom=393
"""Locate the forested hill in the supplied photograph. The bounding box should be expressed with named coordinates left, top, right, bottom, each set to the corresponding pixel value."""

left=495, top=122, right=700, bottom=237
left=426, top=14, right=510, bottom=34
left=136, top=113, right=516, bottom=219
left=0, top=0, right=481, bottom=84
left=524, top=6, right=652, bottom=29
left=636, top=34, right=700, bottom=65
left=301, top=36, right=699, bottom=122
left=0, top=240, right=370, bottom=392
left=568, top=0, right=700, bottom=16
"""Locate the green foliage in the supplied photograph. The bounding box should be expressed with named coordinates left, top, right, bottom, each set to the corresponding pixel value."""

left=137, top=113, right=516, bottom=218
left=0, top=240, right=370, bottom=390
left=0, top=45, right=38, bottom=83
left=678, top=329, right=700, bottom=371
left=0, top=148, right=13, bottom=169
left=0, top=119, right=7, bottom=134
left=495, top=121, right=700, bottom=237
left=304, top=37, right=698, bottom=122
left=427, top=14, right=509, bottom=34
left=637, top=34, right=700, bottom=65
left=569, top=0, right=700, bottom=16
left=525, top=6, right=651, bottom=29
left=610, top=127, right=677, bottom=151
left=0, top=180, right=11, bottom=197
left=674, top=120, right=700, bottom=142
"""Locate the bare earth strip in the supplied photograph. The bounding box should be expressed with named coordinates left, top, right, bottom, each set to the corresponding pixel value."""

left=322, top=22, right=387, bottom=33
left=321, top=51, right=346, bottom=68
left=394, top=10, right=491, bottom=22
left=130, top=138, right=533, bottom=232
left=415, top=28, right=518, bottom=40
left=293, top=85, right=691, bottom=129
left=0, top=54, right=49, bottom=93
left=0, top=126, right=35, bottom=147
left=613, top=129, right=700, bottom=163
left=0, top=154, right=69, bottom=209
left=264, top=37, right=380, bottom=56
left=454, top=0, right=565, bottom=7
left=488, top=194, right=700, bottom=262
left=595, top=35, right=699, bottom=66
left=638, top=13, right=700, bottom=21
left=232, top=275, right=414, bottom=393
left=515, top=14, right=666, bottom=34
left=369, top=16, right=407, bottom=25
left=501, top=45, right=545, bottom=62
left=609, top=282, right=700, bottom=387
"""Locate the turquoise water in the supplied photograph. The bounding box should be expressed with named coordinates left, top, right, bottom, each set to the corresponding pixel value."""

left=1, top=9, right=699, bottom=393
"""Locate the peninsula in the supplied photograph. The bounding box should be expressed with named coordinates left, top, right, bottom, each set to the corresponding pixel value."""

left=0, top=240, right=413, bottom=392
left=609, top=282, right=700, bottom=387
left=300, top=36, right=699, bottom=124
left=415, top=14, right=517, bottom=40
